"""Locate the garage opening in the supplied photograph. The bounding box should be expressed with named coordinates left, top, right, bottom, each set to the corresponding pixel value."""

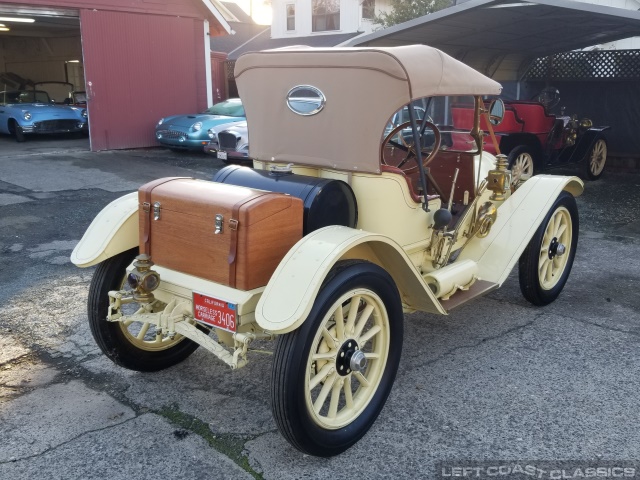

left=0, top=4, right=88, bottom=153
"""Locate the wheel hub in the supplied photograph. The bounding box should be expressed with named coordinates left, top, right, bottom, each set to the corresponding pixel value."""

left=548, top=238, right=566, bottom=259
left=336, top=339, right=366, bottom=376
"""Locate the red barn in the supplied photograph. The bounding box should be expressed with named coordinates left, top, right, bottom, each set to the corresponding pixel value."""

left=0, top=0, right=232, bottom=150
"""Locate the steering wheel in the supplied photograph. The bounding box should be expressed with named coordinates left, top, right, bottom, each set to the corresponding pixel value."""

left=535, top=87, right=560, bottom=110
left=381, top=121, right=441, bottom=174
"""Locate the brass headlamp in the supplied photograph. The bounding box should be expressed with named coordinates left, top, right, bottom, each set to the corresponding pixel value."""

left=486, top=154, right=511, bottom=201
left=127, top=254, right=161, bottom=303
left=580, top=118, right=593, bottom=129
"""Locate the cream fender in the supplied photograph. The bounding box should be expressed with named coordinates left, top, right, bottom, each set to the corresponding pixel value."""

left=459, top=175, right=583, bottom=285
left=255, top=226, right=447, bottom=334
left=70, top=192, right=138, bottom=268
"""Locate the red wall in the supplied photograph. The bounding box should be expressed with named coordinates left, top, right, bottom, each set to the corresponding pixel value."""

left=80, top=9, right=207, bottom=150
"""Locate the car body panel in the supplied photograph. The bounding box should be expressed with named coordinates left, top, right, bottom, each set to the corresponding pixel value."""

left=150, top=265, right=263, bottom=319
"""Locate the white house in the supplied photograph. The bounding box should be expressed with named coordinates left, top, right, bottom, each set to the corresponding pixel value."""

left=269, top=0, right=391, bottom=39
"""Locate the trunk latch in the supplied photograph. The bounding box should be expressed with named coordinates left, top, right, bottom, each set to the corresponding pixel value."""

left=215, top=214, right=224, bottom=234
left=153, top=202, right=161, bottom=221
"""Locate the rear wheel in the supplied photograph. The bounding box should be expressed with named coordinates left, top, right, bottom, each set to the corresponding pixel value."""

left=518, top=192, right=578, bottom=306
left=88, top=248, right=203, bottom=372
left=271, top=262, right=403, bottom=457
left=507, top=146, right=535, bottom=186
left=586, top=137, right=607, bottom=180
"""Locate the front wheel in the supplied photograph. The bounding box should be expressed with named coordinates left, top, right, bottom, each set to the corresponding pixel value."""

left=271, top=262, right=403, bottom=457
left=87, top=248, right=203, bottom=372
left=9, top=120, right=25, bottom=142
left=585, top=137, right=607, bottom=180
left=518, top=191, right=579, bottom=306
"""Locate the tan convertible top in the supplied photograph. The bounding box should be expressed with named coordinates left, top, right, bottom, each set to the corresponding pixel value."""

left=235, top=45, right=502, bottom=174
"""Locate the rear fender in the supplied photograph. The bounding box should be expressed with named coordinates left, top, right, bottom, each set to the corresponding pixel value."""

left=70, top=192, right=138, bottom=267
left=255, top=226, right=446, bottom=334
left=459, top=175, right=583, bottom=285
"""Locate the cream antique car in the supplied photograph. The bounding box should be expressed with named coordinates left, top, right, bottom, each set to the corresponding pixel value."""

left=71, top=45, right=583, bottom=457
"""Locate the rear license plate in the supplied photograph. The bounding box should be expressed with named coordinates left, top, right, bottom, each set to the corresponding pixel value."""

left=193, top=292, right=236, bottom=332
left=217, top=151, right=227, bottom=160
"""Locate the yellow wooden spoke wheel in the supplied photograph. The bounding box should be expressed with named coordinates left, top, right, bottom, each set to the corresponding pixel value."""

left=271, top=262, right=403, bottom=457
left=115, top=278, right=185, bottom=353
left=538, top=206, right=572, bottom=291
left=587, top=138, right=607, bottom=180
left=305, top=289, right=389, bottom=430
left=507, top=146, right=536, bottom=187
left=519, top=192, right=578, bottom=306
left=88, top=248, right=204, bottom=371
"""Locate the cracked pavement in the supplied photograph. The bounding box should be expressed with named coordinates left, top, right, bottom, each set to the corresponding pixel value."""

left=0, top=137, right=639, bottom=479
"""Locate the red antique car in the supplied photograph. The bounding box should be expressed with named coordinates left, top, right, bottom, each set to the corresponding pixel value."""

left=452, top=89, right=609, bottom=184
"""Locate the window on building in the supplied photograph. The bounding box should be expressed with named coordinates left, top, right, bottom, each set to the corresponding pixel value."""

left=312, top=0, right=340, bottom=32
left=362, top=0, right=375, bottom=20
left=286, top=4, right=295, bottom=31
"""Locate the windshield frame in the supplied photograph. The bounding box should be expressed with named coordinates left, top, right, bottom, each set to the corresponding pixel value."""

left=0, top=90, right=52, bottom=105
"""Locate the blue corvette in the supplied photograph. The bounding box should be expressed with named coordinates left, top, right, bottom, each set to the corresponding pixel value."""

left=0, top=90, right=87, bottom=142
left=155, top=98, right=245, bottom=151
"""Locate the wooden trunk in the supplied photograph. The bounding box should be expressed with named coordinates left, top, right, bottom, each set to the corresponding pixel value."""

left=138, top=177, right=303, bottom=290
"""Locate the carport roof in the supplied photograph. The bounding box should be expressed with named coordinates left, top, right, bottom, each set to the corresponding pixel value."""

left=346, top=0, right=640, bottom=81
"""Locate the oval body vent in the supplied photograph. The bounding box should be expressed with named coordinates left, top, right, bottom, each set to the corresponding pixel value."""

left=286, top=85, right=326, bottom=116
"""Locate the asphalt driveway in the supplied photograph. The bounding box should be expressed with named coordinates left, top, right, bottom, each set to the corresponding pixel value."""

left=0, top=147, right=638, bottom=479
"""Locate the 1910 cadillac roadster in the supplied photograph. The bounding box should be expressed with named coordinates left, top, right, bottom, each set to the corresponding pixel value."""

left=71, top=46, right=583, bottom=457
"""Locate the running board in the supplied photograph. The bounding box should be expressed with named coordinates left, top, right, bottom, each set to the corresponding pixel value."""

left=439, top=279, right=498, bottom=312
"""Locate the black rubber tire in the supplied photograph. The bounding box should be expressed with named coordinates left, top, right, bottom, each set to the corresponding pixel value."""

left=518, top=191, right=579, bottom=306
left=88, top=248, right=202, bottom=372
left=507, top=145, right=536, bottom=184
left=585, top=137, right=607, bottom=181
left=271, top=261, right=403, bottom=457
left=10, top=121, right=26, bottom=143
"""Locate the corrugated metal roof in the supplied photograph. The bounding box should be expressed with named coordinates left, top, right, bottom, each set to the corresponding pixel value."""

left=347, top=0, right=640, bottom=81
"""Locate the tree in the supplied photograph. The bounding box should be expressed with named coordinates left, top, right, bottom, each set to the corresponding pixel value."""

left=374, top=0, right=453, bottom=28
